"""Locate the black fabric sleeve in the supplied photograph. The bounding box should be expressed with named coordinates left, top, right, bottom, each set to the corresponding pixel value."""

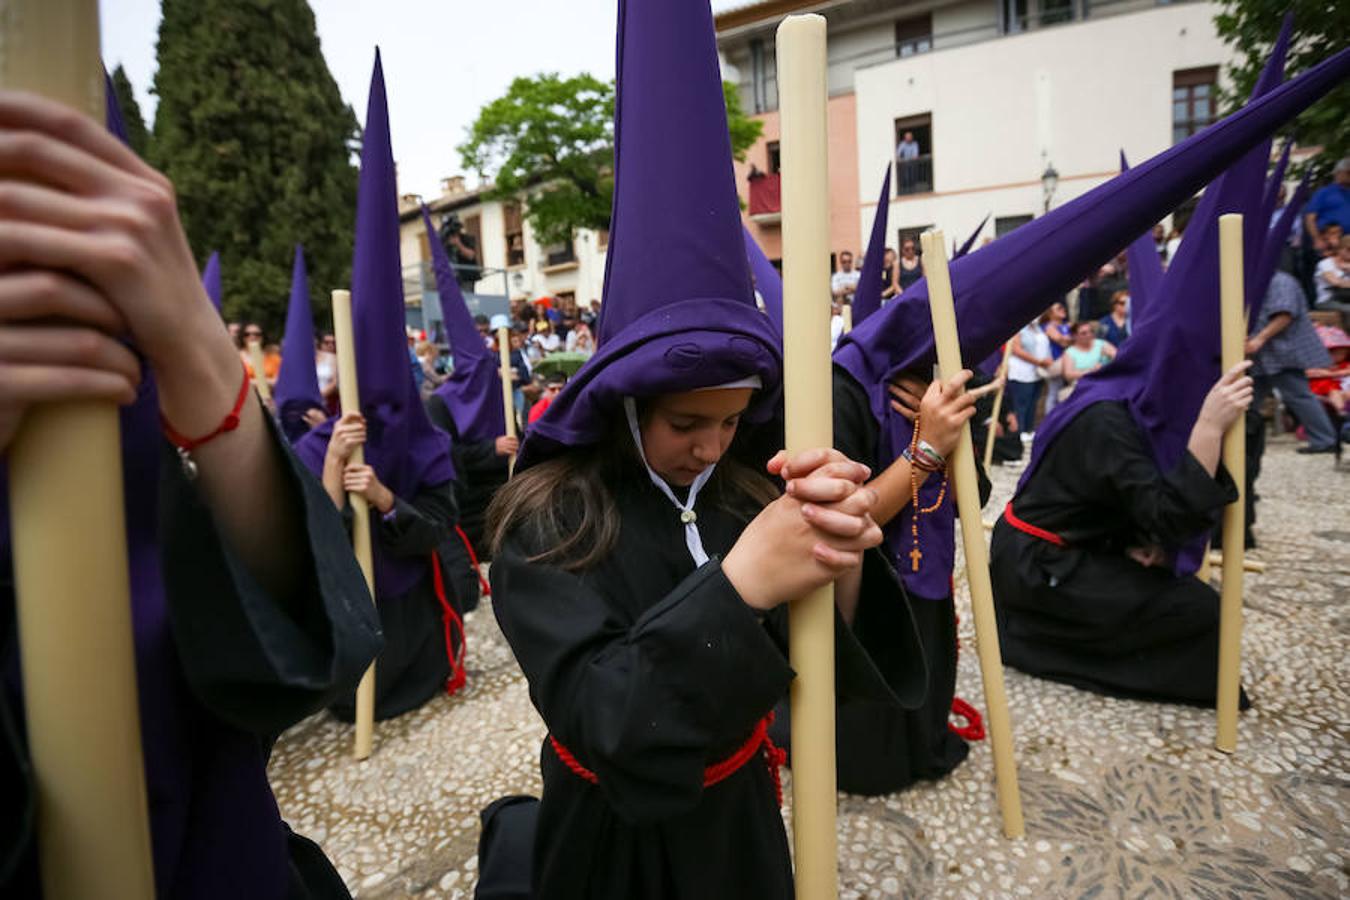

left=376, top=481, right=457, bottom=558
left=454, top=438, right=508, bottom=480
left=832, top=366, right=878, bottom=466
left=160, top=410, right=381, bottom=736
left=425, top=393, right=454, bottom=433
left=1079, top=404, right=1238, bottom=547
left=490, top=538, right=793, bottom=826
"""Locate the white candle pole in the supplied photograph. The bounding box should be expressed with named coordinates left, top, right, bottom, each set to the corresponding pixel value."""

left=921, top=230, right=1025, bottom=839
left=1215, top=214, right=1247, bottom=754
left=332, top=289, right=378, bottom=760
left=777, top=15, right=839, bottom=899
left=4, top=1, right=156, bottom=895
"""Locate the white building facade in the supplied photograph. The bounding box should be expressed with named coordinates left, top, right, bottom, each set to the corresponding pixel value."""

left=397, top=177, right=609, bottom=333
left=716, top=0, right=1234, bottom=259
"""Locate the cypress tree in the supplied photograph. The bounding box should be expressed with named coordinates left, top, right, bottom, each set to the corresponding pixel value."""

left=152, top=0, right=358, bottom=332
left=109, top=65, right=151, bottom=157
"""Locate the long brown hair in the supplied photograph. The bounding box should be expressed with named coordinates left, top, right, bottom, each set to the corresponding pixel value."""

left=486, top=408, right=777, bottom=572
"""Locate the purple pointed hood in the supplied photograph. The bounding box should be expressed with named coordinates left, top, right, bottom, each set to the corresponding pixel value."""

left=852, top=166, right=893, bottom=326
left=201, top=251, right=222, bottom=312
left=832, top=42, right=1349, bottom=596
left=1250, top=169, right=1311, bottom=335
left=744, top=226, right=783, bottom=335
left=954, top=214, right=989, bottom=261
left=1023, top=27, right=1302, bottom=575
left=519, top=0, right=780, bottom=470
left=1119, top=152, right=1164, bottom=318
left=273, top=245, right=326, bottom=442
left=423, top=204, right=506, bottom=444
left=296, top=50, right=455, bottom=597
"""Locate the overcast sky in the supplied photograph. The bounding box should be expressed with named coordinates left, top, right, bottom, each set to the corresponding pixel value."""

left=101, top=0, right=749, bottom=199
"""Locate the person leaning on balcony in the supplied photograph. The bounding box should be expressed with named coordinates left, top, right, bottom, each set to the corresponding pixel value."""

left=896, top=130, right=920, bottom=191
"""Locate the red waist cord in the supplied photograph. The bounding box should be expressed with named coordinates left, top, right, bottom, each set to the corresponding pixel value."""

left=550, top=712, right=788, bottom=806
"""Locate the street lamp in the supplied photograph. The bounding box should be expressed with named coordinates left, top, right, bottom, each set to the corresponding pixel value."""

left=1041, top=162, right=1059, bottom=214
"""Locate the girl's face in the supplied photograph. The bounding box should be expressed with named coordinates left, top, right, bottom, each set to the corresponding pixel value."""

left=1074, top=324, right=1095, bottom=347
left=1050, top=302, right=1067, bottom=322
left=901, top=241, right=916, bottom=258
left=640, top=388, right=753, bottom=486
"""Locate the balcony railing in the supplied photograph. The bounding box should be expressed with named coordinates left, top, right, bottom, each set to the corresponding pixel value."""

left=748, top=170, right=781, bottom=217
left=895, top=155, right=933, bottom=196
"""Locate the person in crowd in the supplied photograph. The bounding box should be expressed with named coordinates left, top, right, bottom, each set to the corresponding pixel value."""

left=1099, top=290, right=1132, bottom=347
left=1247, top=270, right=1338, bottom=453
left=240, top=322, right=281, bottom=387
left=566, top=320, right=596, bottom=355
left=1041, top=302, right=1072, bottom=415
left=1306, top=326, right=1350, bottom=433
left=830, top=299, right=847, bottom=350
left=1313, top=233, right=1350, bottom=316
left=1061, top=320, right=1117, bottom=389
left=527, top=374, right=566, bottom=425
left=531, top=319, right=562, bottom=357
left=896, top=129, right=920, bottom=191
left=831, top=250, right=861, bottom=304
left=897, top=236, right=924, bottom=292
left=880, top=246, right=900, bottom=300
left=317, top=331, right=339, bottom=411
left=478, top=3, right=904, bottom=895
left=507, top=328, right=532, bottom=426
left=1303, top=157, right=1349, bottom=255
left=417, top=340, right=447, bottom=400
left=1007, top=318, right=1053, bottom=440
left=296, top=54, right=466, bottom=721
left=1, top=85, right=376, bottom=898
left=1152, top=223, right=1168, bottom=262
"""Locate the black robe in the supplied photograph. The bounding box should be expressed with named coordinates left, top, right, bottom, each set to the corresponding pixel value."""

left=329, top=482, right=461, bottom=723
left=2, top=414, right=378, bottom=898
left=425, top=393, right=508, bottom=561
left=489, top=461, right=922, bottom=900
left=827, top=367, right=982, bottom=795
left=990, top=401, right=1244, bottom=706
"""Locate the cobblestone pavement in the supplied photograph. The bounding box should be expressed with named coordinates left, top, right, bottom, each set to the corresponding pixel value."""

left=269, top=437, right=1350, bottom=898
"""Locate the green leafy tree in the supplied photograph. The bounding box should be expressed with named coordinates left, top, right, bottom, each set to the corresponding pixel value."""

left=1214, top=0, right=1348, bottom=178
left=459, top=74, right=763, bottom=247
left=151, top=0, right=359, bottom=332
left=109, top=65, right=151, bottom=157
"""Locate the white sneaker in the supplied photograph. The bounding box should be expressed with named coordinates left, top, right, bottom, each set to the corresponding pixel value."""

left=1020, top=431, right=1035, bottom=444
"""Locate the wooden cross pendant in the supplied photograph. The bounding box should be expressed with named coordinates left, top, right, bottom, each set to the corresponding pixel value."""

left=909, top=546, right=923, bottom=571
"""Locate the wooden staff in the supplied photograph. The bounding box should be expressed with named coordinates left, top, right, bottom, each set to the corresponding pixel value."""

left=777, top=16, right=838, bottom=898
left=246, top=341, right=273, bottom=406
left=4, top=2, right=156, bottom=896
left=496, top=325, right=518, bottom=476
left=983, top=342, right=1013, bottom=470
left=921, top=230, right=1025, bottom=839
left=1215, top=213, right=1246, bottom=754
left=1208, top=551, right=1265, bottom=575
left=332, top=290, right=377, bottom=760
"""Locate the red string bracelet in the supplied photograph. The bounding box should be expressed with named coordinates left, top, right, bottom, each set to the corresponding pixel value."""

left=160, top=360, right=252, bottom=452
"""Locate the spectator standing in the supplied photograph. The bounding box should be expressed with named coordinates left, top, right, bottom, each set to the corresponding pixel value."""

left=1247, top=271, right=1338, bottom=453
left=880, top=247, right=900, bottom=300
left=1041, top=302, right=1072, bottom=415
left=1313, top=234, right=1350, bottom=317
left=1099, top=291, right=1132, bottom=347
left=1304, top=158, right=1350, bottom=255
left=831, top=250, right=861, bottom=304
left=896, top=130, right=920, bottom=192
left=896, top=237, right=923, bottom=292
left=316, top=331, right=339, bottom=411
left=1007, top=319, right=1053, bottom=440
left=1062, top=321, right=1116, bottom=388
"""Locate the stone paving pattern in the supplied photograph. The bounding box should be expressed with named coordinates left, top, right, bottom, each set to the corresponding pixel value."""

left=269, top=437, right=1350, bottom=898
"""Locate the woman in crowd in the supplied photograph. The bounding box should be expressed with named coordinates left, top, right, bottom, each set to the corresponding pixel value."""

left=897, top=236, right=924, bottom=292
left=1041, top=302, right=1072, bottom=416
left=1099, top=290, right=1132, bottom=347
left=1062, top=320, right=1117, bottom=389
